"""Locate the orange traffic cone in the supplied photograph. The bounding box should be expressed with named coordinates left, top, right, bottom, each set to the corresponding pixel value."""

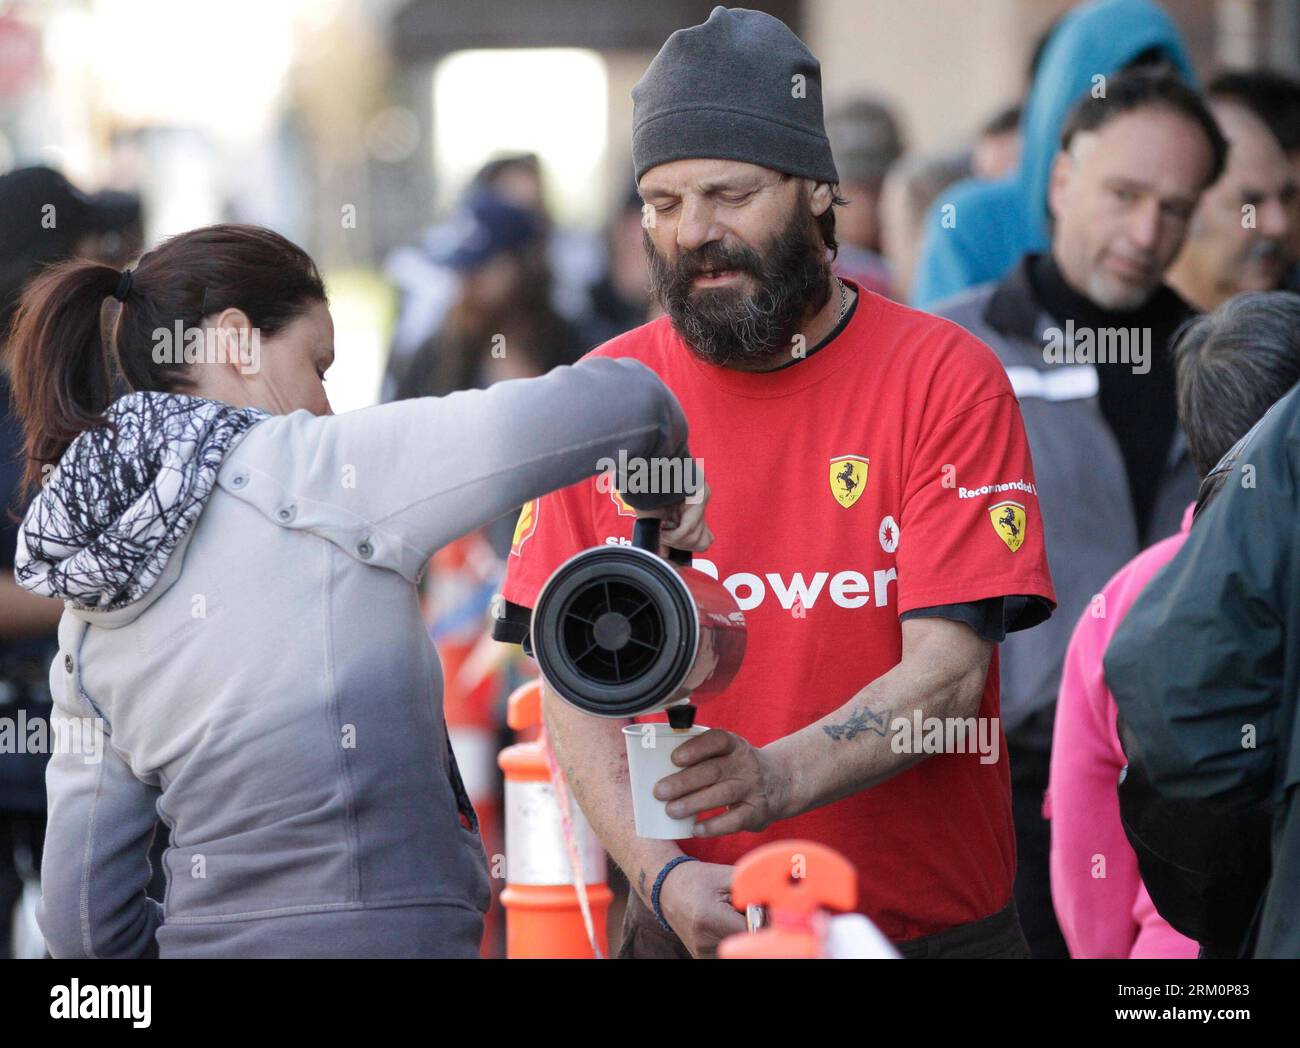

left=718, top=840, right=859, bottom=959
left=497, top=681, right=611, bottom=958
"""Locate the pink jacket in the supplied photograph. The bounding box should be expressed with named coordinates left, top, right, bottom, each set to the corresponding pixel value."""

left=1047, top=505, right=1199, bottom=959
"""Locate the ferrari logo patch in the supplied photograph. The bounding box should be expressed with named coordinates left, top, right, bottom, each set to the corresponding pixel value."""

left=829, top=455, right=869, bottom=509
left=511, top=499, right=539, bottom=556
left=610, top=486, right=636, bottom=517
left=989, top=501, right=1026, bottom=552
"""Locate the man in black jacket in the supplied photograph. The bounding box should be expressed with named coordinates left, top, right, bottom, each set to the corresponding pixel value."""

left=1105, top=298, right=1300, bottom=957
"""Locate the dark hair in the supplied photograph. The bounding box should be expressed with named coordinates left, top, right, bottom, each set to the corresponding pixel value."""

left=1173, top=291, right=1300, bottom=477
left=982, top=104, right=1022, bottom=139
left=777, top=173, right=848, bottom=258
left=1208, top=69, right=1300, bottom=153
left=1059, top=66, right=1228, bottom=187
left=7, top=223, right=326, bottom=493
left=1124, top=47, right=1176, bottom=73
left=473, top=152, right=542, bottom=190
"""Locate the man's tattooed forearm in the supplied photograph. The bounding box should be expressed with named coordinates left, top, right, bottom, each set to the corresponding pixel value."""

left=822, top=705, right=892, bottom=741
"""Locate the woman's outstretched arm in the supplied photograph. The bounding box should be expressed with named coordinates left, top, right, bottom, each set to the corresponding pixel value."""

left=223, top=357, right=694, bottom=579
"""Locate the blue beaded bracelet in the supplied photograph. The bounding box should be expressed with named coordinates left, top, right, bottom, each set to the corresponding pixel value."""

left=650, top=855, right=699, bottom=932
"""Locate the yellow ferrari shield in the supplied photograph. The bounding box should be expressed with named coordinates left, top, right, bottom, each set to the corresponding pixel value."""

left=989, top=501, right=1026, bottom=552
left=610, top=486, right=635, bottom=517
left=510, top=499, right=538, bottom=556
left=829, top=455, right=869, bottom=508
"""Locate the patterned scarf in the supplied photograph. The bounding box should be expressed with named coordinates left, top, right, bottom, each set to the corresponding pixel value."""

left=14, top=392, right=268, bottom=612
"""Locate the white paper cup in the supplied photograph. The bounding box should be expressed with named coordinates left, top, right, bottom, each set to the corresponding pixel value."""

left=622, top=723, right=709, bottom=839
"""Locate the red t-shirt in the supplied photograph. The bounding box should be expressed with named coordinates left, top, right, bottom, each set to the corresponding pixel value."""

left=502, top=286, right=1055, bottom=942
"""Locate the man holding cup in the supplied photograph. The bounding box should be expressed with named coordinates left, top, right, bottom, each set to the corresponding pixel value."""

left=494, top=6, right=1055, bottom=958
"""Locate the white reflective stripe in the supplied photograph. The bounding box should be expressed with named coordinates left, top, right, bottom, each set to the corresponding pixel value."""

left=504, top=779, right=606, bottom=885
left=448, top=726, right=500, bottom=801
left=1005, top=365, right=1099, bottom=402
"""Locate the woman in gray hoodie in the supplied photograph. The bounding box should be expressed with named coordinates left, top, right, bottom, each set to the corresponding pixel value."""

left=6, top=224, right=704, bottom=958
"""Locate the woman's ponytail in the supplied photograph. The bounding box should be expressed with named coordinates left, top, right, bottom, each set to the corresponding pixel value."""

left=6, top=259, right=120, bottom=494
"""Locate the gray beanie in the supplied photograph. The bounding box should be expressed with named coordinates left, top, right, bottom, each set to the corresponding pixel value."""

left=631, top=6, right=838, bottom=186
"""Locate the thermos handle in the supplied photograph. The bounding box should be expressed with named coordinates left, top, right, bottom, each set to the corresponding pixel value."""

left=632, top=517, right=692, bottom=566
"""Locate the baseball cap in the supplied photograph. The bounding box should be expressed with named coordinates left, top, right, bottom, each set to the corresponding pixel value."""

left=0, top=166, right=140, bottom=257
left=423, top=189, right=540, bottom=272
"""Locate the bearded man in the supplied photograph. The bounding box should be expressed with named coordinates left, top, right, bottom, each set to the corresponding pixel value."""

left=493, top=6, right=1055, bottom=959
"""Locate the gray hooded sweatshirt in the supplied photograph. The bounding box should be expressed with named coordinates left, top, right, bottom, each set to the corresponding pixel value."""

left=14, top=358, right=687, bottom=958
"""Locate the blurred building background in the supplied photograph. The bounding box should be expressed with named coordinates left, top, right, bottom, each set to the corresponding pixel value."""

left=1, top=0, right=1297, bottom=411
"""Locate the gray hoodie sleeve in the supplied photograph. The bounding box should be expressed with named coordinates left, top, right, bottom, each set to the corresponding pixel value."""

left=222, top=357, right=691, bottom=580
left=39, top=699, right=162, bottom=959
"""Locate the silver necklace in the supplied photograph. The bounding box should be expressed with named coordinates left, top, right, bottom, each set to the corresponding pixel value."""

left=835, top=276, right=850, bottom=323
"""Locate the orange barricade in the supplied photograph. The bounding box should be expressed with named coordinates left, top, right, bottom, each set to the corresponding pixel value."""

left=497, top=681, right=611, bottom=958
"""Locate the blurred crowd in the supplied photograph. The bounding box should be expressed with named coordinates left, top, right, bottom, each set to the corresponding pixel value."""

left=4, top=0, right=1300, bottom=960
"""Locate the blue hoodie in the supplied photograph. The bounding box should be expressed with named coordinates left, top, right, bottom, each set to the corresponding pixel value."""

left=912, top=0, right=1194, bottom=309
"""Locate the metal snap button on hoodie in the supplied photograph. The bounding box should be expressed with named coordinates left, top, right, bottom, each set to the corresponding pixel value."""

left=230, top=472, right=249, bottom=488
left=356, top=538, right=374, bottom=560
left=276, top=504, right=297, bottom=523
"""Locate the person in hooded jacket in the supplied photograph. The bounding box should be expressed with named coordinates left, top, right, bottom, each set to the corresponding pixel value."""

left=911, top=0, right=1196, bottom=309
left=6, top=223, right=707, bottom=958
